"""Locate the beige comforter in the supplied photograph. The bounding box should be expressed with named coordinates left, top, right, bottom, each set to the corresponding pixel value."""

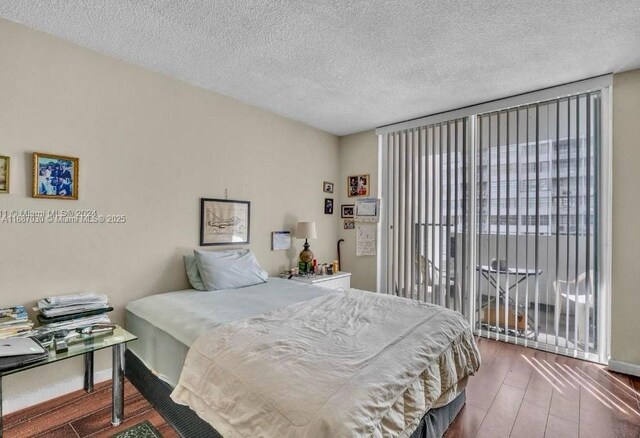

left=171, top=289, right=480, bottom=437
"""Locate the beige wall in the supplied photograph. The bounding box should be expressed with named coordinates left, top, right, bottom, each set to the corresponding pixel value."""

left=337, top=130, right=379, bottom=291
left=611, top=69, right=640, bottom=368
left=0, top=18, right=339, bottom=401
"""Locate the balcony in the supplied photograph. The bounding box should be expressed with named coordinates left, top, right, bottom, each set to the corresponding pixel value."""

left=416, top=231, right=598, bottom=358
left=474, top=232, right=597, bottom=356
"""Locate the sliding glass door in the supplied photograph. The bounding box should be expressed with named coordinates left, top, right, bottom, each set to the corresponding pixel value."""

left=475, top=93, right=602, bottom=361
left=378, top=79, right=610, bottom=363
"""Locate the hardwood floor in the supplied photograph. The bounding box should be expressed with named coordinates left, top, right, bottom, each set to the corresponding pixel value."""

left=445, top=338, right=640, bottom=438
left=2, top=380, right=179, bottom=438
left=2, top=340, right=639, bottom=437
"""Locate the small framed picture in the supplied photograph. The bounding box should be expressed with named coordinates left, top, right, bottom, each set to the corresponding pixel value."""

left=347, top=174, right=369, bottom=197
left=200, top=198, right=250, bottom=245
left=0, top=156, right=9, bottom=194
left=324, top=198, right=334, bottom=215
left=323, top=181, right=334, bottom=193
left=271, top=231, right=291, bottom=251
left=33, top=152, right=79, bottom=200
left=344, top=219, right=355, bottom=230
left=341, top=204, right=354, bottom=218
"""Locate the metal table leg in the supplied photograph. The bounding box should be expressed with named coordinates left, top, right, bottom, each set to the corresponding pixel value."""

left=112, top=344, right=125, bottom=426
left=481, top=271, right=538, bottom=329
left=84, top=351, right=94, bottom=392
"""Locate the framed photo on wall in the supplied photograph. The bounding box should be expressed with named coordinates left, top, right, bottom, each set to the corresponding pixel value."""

left=323, top=181, right=334, bottom=193
left=200, top=198, right=250, bottom=245
left=347, top=174, right=369, bottom=197
left=341, top=204, right=354, bottom=218
left=32, top=152, right=79, bottom=200
left=0, top=156, right=9, bottom=194
left=324, top=198, right=334, bottom=214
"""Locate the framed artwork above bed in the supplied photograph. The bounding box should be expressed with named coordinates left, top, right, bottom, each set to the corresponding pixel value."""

left=200, top=198, right=250, bottom=246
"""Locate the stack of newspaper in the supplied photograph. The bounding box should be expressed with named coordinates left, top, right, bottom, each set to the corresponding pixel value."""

left=36, top=293, right=113, bottom=331
left=0, top=306, right=35, bottom=339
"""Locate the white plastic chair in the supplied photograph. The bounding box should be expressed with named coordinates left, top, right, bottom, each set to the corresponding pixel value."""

left=553, top=270, right=594, bottom=345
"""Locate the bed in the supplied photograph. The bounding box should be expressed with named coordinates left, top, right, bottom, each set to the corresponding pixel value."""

left=125, top=278, right=480, bottom=437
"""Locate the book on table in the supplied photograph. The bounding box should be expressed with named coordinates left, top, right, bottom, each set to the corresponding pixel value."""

left=36, top=307, right=114, bottom=324
left=0, top=306, right=34, bottom=339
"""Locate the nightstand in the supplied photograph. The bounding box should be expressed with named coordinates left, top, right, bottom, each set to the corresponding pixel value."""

left=290, top=272, right=351, bottom=290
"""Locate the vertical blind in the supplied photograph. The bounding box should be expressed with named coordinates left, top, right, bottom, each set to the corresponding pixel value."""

left=378, top=77, right=609, bottom=363
left=383, top=119, right=469, bottom=315
left=475, top=92, right=601, bottom=359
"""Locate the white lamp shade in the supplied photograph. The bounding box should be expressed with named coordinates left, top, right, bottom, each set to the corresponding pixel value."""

left=295, top=222, right=317, bottom=239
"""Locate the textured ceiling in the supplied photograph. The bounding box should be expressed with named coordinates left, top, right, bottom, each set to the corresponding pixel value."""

left=1, top=1, right=640, bottom=136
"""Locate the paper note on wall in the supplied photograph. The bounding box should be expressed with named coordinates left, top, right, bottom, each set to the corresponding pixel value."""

left=271, top=231, right=291, bottom=251
left=356, top=224, right=376, bottom=256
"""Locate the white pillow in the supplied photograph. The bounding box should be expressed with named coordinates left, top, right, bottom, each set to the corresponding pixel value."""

left=183, top=255, right=206, bottom=291
left=194, top=249, right=268, bottom=291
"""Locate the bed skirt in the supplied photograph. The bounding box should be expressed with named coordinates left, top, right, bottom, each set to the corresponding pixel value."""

left=125, top=350, right=465, bottom=438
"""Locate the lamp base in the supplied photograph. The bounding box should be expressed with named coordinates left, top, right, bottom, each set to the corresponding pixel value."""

left=299, top=240, right=314, bottom=272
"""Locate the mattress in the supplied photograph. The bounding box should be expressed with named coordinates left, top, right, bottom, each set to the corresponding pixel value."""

left=125, top=278, right=334, bottom=386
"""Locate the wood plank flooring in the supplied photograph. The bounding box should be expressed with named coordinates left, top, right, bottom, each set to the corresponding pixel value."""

left=2, top=338, right=639, bottom=437
left=2, top=380, right=179, bottom=438
left=445, top=338, right=640, bottom=438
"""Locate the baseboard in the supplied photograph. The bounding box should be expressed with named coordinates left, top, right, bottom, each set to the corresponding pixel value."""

left=607, top=359, right=640, bottom=378
left=3, top=368, right=112, bottom=414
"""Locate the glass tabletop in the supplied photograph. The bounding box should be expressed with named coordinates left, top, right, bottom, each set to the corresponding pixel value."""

left=1, top=326, right=137, bottom=376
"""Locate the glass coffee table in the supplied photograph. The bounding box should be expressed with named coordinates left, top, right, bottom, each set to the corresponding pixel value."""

left=0, top=326, right=137, bottom=437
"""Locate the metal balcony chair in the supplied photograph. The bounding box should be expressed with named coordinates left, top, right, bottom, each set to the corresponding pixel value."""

left=418, top=256, right=459, bottom=306
left=394, top=255, right=457, bottom=305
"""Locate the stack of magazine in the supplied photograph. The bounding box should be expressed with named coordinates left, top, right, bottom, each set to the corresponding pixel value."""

left=0, top=306, right=35, bottom=339
left=36, top=293, right=113, bottom=331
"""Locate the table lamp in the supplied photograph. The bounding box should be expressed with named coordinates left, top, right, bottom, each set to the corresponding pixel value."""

left=295, top=221, right=317, bottom=271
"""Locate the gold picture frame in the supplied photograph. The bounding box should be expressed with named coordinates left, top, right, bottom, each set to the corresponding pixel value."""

left=347, top=173, right=369, bottom=197
left=0, top=156, right=9, bottom=194
left=32, top=152, right=79, bottom=200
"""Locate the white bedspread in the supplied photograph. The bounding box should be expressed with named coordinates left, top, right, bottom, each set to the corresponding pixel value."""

left=171, top=289, right=480, bottom=438
left=125, top=278, right=333, bottom=347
